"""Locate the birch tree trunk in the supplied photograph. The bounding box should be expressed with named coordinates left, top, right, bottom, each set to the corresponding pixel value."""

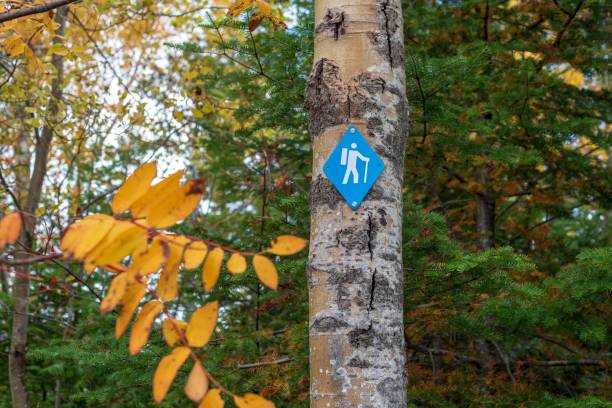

left=304, top=0, right=408, bottom=406
left=9, top=7, right=67, bottom=407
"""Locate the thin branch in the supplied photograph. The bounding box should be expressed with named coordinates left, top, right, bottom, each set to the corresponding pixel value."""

left=0, top=0, right=79, bottom=23
left=225, top=357, right=291, bottom=369
left=519, top=359, right=607, bottom=367
left=70, top=11, right=132, bottom=95
left=0, top=166, right=21, bottom=211
left=492, top=341, right=516, bottom=382
left=552, top=0, right=584, bottom=47
left=534, top=333, right=578, bottom=354
left=0, top=253, right=61, bottom=266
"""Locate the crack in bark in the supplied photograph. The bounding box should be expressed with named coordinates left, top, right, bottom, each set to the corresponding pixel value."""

left=367, top=213, right=374, bottom=261
left=381, top=0, right=395, bottom=68
left=368, top=268, right=377, bottom=311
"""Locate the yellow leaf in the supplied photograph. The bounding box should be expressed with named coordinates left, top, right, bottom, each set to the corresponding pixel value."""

left=199, top=389, right=224, bottom=408
left=47, top=44, right=69, bottom=56
left=100, top=273, right=128, bottom=314
left=252, top=255, right=278, bottom=290
left=226, top=253, right=247, bottom=274
left=254, top=0, right=272, bottom=16
left=162, top=319, right=187, bottom=346
left=26, top=54, right=43, bottom=75
left=559, top=67, right=585, bottom=88
left=184, top=70, right=198, bottom=80
left=185, top=360, right=208, bottom=402
left=131, top=170, right=184, bottom=218
left=173, top=111, right=184, bottom=121
left=234, top=393, right=274, bottom=408
left=126, top=237, right=169, bottom=282
left=186, top=301, right=218, bottom=347
left=227, top=0, right=255, bottom=17
left=115, top=282, right=147, bottom=339
left=147, top=179, right=205, bottom=228
left=0, top=212, right=22, bottom=249
left=153, top=346, right=191, bottom=403
left=7, top=37, right=26, bottom=56
left=202, top=248, right=224, bottom=292
left=85, top=221, right=147, bottom=266
left=266, top=235, right=308, bottom=256
left=111, top=162, right=157, bottom=214
left=60, top=214, right=115, bottom=260
left=129, top=300, right=163, bottom=355
left=184, top=240, right=208, bottom=269
left=156, top=241, right=182, bottom=301
left=192, top=108, right=204, bottom=119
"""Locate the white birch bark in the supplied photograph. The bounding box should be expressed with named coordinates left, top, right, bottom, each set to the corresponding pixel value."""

left=305, top=0, right=409, bottom=406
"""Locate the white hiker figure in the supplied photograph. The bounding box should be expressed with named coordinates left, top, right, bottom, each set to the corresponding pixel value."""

left=341, top=143, right=370, bottom=184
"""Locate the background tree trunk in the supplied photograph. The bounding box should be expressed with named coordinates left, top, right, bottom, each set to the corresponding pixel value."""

left=8, top=7, right=67, bottom=407
left=305, top=0, right=408, bottom=406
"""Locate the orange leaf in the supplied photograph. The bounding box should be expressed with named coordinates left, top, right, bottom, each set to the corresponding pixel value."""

left=184, top=240, right=208, bottom=269
left=186, top=301, right=218, bottom=347
left=129, top=300, right=163, bottom=355
left=126, top=237, right=169, bottom=282
left=147, top=179, right=205, bottom=228
left=156, top=241, right=182, bottom=301
left=248, top=15, right=264, bottom=31
left=0, top=212, right=22, bottom=249
left=227, top=0, right=255, bottom=17
left=162, top=319, right=187, bottom=346
left=202, top=248, right=224, bottom=292
left=226, top=253, right=247, bottom=274
left=185, top=360, right=208, bottom=401
left=85, top=220, right=147, bottom=266
left=266, top=235, right=308, bottom=256
left=153, top=346, right=191, bottom=403
left=99, top=273, right=128, bottom=314
left=234, top=393, right=275, bottom=408
left=60, top=214, right=115, bottom=260
left=115, top=281, right=147, bottom=339
left=252, top=255, right=278, bottom=290
left=131, top=170, right=184, bottom=218
left=199, top=389, right=224, bottom=408
left=111, top=162, right=157, bottom=214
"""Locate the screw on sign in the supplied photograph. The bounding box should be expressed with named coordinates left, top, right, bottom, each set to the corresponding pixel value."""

left=323, top=125, right=384, bottom=209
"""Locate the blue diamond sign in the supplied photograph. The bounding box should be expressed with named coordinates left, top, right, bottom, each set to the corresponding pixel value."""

left=323, top=125, right=384, bottom=210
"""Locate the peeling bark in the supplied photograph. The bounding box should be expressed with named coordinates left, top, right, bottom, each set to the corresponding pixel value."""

left=306, top=1, right=408, bottom=406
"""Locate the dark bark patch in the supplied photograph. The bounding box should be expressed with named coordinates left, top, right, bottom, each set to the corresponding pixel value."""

left=377, top=377, right=404, bottom=405
left=337, top=225, right=370, bottom=252
left=336, top=285, right=351, bottom=310
left=378, top=207, right=388, bottom=226
left=305, top=58, right=349, bottom=136
left=311, top=316, right=349, bottom=333
left=328, top=265, right=369, bottom=285
left=310, top=174, right=341, bottom=209
left=315, top=8, right=346, bottom=40
left=348, top=356, right=371, bottom=368
left=348, top=326, right=375, bottom=348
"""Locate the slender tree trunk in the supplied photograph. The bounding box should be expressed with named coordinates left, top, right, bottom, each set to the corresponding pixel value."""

left=475, top=167, right=496, bottom=386
left=9, top=7, right=67, bottom=407
left=476, top=169, right=495, bottom=250
left=305, top=1, right=408, bottom=406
